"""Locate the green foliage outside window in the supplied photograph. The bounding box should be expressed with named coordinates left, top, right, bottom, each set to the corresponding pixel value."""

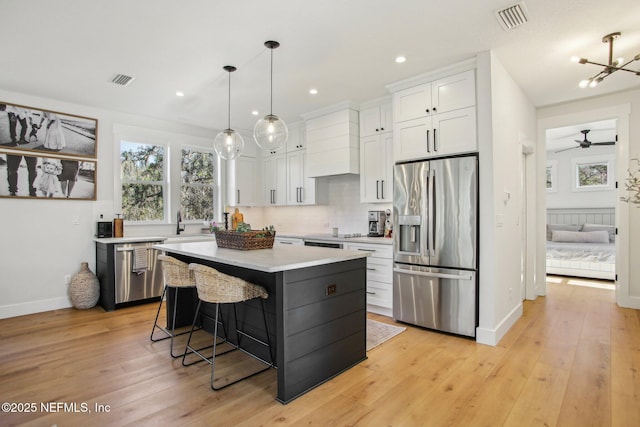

left=181, top=149, right=215, bottom=220
left=121, top=142, right=165, bottom=221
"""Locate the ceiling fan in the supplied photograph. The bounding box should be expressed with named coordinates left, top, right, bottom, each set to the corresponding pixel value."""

left=555, top=129, right=616, bottom=153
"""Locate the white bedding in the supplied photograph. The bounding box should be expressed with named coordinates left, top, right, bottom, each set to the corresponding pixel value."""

left=546, top=241, right=615, bottom=263
left=546, top=241, right=615, bottom=280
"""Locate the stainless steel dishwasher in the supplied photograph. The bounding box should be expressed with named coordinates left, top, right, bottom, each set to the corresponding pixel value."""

left=114, top=241, right=163, bottom=304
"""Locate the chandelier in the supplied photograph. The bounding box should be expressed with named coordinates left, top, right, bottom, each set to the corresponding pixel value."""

left=573, top=32, right=640, bottom=88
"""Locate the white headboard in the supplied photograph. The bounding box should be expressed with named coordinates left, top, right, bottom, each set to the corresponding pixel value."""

left=547, top=208, right=615, bottom=226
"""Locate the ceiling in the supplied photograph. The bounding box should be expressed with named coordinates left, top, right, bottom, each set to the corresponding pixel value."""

left=1, top=0, right=640, bottom=133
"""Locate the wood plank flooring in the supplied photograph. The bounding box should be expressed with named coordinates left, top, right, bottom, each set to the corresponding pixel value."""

left=1, top=279, right=639, bottom=426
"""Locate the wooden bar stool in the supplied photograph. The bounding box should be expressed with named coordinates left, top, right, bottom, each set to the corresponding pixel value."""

left=183, top=263, right=274, bottom=390
left=150, top=255, right=199, bottom=358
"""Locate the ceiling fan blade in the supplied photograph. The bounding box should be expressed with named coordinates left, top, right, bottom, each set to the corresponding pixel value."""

left=591, top=141, right=616, bottom=146
left=555, top=146, right=578, bottom=153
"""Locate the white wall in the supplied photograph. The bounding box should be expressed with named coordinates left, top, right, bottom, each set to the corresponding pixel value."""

left=537, top=88, right=640, bottom=309
left=546, top=145, right=616, bottom=209
left=475, top=51, right=537, bottom=345
left=0, top=88, right=215, bottom=318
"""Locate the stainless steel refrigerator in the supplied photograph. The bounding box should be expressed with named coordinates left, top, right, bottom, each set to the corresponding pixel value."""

left=393, top=154, right=478, bottom=337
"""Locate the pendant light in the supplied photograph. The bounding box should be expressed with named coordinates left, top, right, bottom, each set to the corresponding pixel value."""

left=213, top=65, right=244, bottom=160
left=253, top=40, right=288, bottom=151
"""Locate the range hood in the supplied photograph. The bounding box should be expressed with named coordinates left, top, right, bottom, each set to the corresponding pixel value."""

left=302, top=102, right=360, bottom=177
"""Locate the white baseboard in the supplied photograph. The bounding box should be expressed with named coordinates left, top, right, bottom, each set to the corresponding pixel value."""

left=476, top=302, right=523, bottom=346
left=367, top=304, right=392, bottom=317
left=0, top=297, right=72, bottom=319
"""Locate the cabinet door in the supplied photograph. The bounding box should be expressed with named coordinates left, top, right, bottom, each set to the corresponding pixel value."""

left=379, top=103, right=393, bottom=133
left=359, top=106, right=381, bottom=138
left=393, top=117, right=431, bottom=162
left=431, top=70, right=475, bottom=114
left=360, top=135, right=384, bottom=202
left=263, top=154, right=286, bottom=205
left=287, top=150, right=315, bottom=205
left=431, top=106, right=477, bottom=157
left=380, top=132, right=394, bottom=202
left=393, top=84, right=431, bottom=123
left=228, top=156, right=255, bottom=206
left=286, top=124, right=305, bottom=152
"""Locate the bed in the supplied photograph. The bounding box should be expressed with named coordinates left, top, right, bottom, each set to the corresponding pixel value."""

left=546, top=208, right=616, bottom=280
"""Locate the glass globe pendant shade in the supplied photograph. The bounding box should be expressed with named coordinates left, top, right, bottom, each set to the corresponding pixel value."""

left=213, top=129, right=244, bottom=160
left=253, top=114, right=288, bottom=151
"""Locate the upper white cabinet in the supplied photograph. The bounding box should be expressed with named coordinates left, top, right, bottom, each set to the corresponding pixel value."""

left=263, top=153, right=286, bottom=206
left=260, top=121, right=324, bottom=206
left=227, top=156, right=256, bottom=207
left=359, top=100, right=393, bottom=203
left=303, top=105, right=359, bottom=177
left=392, top=69, right=477, bottom=162
left=393, top=70, right=476, bottom=123
left=359, top=103, right=393, bottom=138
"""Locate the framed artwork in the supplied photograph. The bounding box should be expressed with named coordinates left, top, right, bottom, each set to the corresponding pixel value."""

left=0, top=151, right=96, bottom=200
left=572, top=155, right=614, bottom=192
left=0, top=101, right=98, bottom=158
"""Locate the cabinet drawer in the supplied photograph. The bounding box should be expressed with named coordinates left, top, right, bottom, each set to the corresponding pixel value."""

left=366, top=280, right=392, bottom=308
left=366, top=257, right=393, bottom=283
left=348, top=243, right=392, bottom=259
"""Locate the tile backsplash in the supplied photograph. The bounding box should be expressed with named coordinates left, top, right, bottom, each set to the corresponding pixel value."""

left=243, top=174, right=391, bottom=235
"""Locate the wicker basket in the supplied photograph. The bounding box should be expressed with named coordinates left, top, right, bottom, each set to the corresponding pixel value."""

left=214, top=230, right=276, bottom=250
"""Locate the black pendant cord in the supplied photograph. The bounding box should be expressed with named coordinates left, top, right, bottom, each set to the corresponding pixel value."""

left=227, top=70, right=231, bottom=130
left=269, top=47, right=273, bottom=116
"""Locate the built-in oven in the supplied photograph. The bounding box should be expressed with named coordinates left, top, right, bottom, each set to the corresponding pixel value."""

left=304, top=239, right=344, bottom=249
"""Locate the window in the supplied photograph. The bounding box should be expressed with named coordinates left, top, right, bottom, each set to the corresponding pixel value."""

left=572, top=155, right=614, bottom=192
left=546, top=160, right=557, bottom=193
left=120, top=141, right=165, bottom=221
left=181, top=148, right=215, bottom=220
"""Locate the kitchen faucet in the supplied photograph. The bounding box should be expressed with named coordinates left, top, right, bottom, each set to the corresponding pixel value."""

left=176, top=210, right=185, bottom=235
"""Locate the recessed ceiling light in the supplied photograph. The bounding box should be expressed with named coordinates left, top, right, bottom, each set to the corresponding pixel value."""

left=309, top=88, right=318, bottom=95
left=251, top=110, right=259, bottom=116
left=395, top=56, right=406, bottom=63
left=176, top=91, right=184, bottom=97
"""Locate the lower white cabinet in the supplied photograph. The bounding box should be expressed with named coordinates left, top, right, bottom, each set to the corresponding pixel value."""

left=346, top=242, right=393, bottom=315
left=274, top=237, right=304, bottom=246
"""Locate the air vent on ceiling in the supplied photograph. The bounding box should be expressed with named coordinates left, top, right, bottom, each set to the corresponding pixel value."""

left=495, top=2, right=529, bottom=30
left=111, top=74, right=135, bottom=86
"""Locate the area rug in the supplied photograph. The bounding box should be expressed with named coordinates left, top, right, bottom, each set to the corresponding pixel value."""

left=366, top=319, right=406, bottom=351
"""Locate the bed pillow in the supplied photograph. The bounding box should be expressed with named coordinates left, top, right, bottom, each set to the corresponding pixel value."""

left=551, top=230, right=609, bottom=244
left=546, top=224, right=581, bottom=240
left=581, top=223, right=615, bottom=242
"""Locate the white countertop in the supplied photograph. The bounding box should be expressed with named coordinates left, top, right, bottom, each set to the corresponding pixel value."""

left=153, top=241, right=368, bottom=273
left=278, top=233, right=393, bottom=245
left=94, top=234, right=216, bottom=244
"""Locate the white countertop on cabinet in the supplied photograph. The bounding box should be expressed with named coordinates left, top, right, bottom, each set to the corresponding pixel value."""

left=153, top=241, right=368, bottom=273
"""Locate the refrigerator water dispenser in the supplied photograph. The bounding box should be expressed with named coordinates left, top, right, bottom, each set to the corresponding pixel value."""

left=398, top=215, right=421, bottom=254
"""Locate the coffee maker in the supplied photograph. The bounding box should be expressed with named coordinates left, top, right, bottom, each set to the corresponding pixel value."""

left=368, top=211, right=385, bottom=237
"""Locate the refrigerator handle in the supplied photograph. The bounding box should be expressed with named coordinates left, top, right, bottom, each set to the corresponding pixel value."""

left=393, top=268, right=473, bottom=281
left=428, top=169, right=435, bottom=257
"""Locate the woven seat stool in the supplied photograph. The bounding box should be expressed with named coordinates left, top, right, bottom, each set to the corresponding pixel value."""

left=182, top=263, right=274, bottom=390
left=150, top=255, right=201, bottom=358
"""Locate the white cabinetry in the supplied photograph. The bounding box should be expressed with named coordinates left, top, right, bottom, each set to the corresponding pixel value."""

left=227, top=155, right=256, bottom=207
left=261, top=121, right=322, bottom=206
left=264, top=153, right=286, bottom=205
left=360, top=131, right=393, bottom=203
left=392, top=70, right=476, bottom=162
left=346, top=242, right=393, bottom=315
left=359, top=103, right=392, bottom=138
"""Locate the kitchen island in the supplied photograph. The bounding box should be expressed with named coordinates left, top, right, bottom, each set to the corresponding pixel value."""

left=153, top=241, right=368, bottom=404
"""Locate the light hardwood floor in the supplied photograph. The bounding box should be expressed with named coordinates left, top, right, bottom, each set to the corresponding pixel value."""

left=1, top=279, right=639, bottom=426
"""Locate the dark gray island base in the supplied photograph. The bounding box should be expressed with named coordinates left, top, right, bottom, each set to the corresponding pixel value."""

left=154, top=243, right=367, bottom=404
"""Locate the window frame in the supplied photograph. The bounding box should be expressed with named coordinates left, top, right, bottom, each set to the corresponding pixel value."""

left=179, top=144, right=217, bottom=222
